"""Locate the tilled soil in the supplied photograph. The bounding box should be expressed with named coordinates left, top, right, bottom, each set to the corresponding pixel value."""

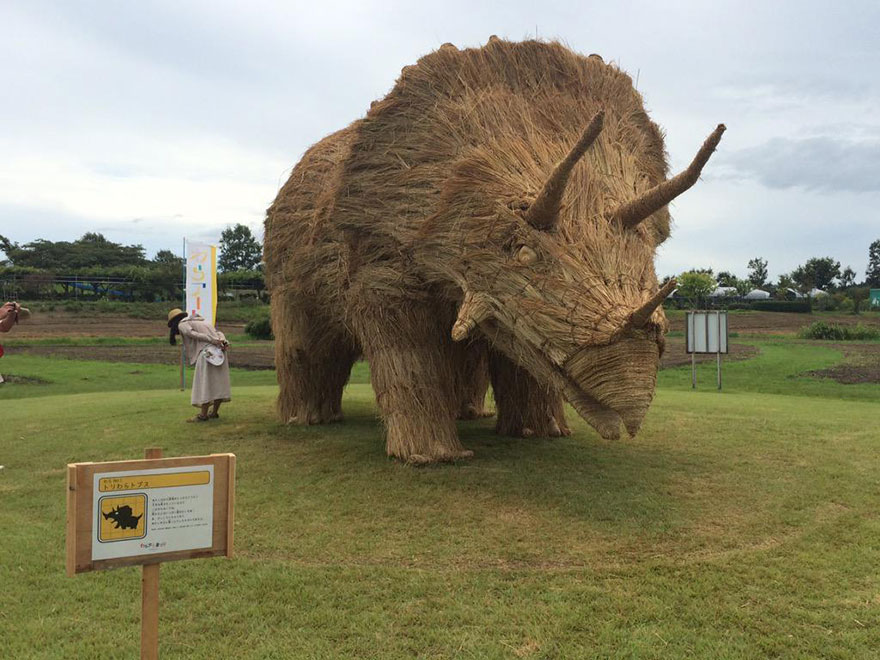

left=667, top=311, right=880, bottom=335
left=11, top=311, right=245, bottom=339
left=6, top=310, right=879, bottom=383
left=8, top=336, right=755, bottom=372
left=804, top=343, right=880, bottom=384
left=6, top=343, right=275, bottom=370
left=660, top=337, right=758, bottom=368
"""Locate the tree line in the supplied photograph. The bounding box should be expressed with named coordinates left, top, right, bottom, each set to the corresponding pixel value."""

left=4, top=226, right=879, bottom=309
left=0, top=224, right=265, bottom=302
left=672, top=239, right=880, bottom=311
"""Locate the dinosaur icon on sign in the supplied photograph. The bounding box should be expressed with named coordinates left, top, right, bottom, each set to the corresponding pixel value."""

left=103, top=504, right=143, bottom=530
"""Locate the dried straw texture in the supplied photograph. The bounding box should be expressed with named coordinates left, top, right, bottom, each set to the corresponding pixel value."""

left=265, top=38, right=716, bottom=463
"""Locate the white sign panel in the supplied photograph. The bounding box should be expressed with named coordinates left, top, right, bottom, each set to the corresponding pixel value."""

left=686, top=311, right=728, bottom=354
left=91, top=465, right=215, bottom=561
left=185, top=241, right=218, bottom=326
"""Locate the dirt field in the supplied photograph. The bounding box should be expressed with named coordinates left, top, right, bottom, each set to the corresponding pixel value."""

left=11, top=312, right=246, bottom=339
left=805, top=343, right=880, bottom=384
left=16, top=308, right=879, bottom=340
left=9, top=343, right=275, bottom=370
left=5, top=309, right=879, bottom=381
left=666, top=310, right=880, bottom=334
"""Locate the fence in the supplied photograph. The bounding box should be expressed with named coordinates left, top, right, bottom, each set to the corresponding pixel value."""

left=1, top=273, right=266, bottom=302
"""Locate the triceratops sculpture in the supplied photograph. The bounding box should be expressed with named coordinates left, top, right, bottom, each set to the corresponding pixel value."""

left=264, top=38, right=723, bottom=464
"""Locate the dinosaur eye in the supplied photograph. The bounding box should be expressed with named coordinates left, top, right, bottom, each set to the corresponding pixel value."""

left=514, top=245, right=538, bottom=265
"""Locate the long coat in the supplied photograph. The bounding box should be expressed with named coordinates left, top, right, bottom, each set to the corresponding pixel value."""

left=178, top=315, right=231, bottom=406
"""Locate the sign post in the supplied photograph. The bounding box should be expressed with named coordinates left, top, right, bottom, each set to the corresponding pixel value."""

left=67, top=451, right=235, bottom=657
left=142, top=447, right=161, bottom=660
left=686, top=310, right=729, bottom=390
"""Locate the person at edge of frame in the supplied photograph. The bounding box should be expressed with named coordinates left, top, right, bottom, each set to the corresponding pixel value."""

left=1, top=301, right=31, bottom=384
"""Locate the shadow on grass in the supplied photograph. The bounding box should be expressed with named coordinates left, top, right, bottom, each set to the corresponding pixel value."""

left=249, top=398, right=690, bottom=536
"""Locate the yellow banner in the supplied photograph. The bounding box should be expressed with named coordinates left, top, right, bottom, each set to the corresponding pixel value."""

left=98, top=471, right=211, bottom=492
left=186, top=241, right=218, bottom=326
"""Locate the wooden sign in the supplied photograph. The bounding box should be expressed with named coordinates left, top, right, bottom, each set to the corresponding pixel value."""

left=67, top=453, right=235, bottom=575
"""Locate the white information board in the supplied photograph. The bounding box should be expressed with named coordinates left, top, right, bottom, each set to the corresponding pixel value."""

left=686, top=311, right=728, bottom=354
left=91, top=464, right=214, bottom=561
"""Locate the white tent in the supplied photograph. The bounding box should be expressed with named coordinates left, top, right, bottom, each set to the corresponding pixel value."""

left=709, top=286, right=738, bottom=298
left=744, top=289, right=770, bottom=300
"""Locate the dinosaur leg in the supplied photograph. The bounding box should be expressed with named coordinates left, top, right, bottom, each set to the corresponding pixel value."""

left=273, top=293, right=359, bottom=425
left=353, top=302, right=472, bottom=464
left=453, top=338, right=493, bottom=420
left=489, top=350, right=571, bottom=438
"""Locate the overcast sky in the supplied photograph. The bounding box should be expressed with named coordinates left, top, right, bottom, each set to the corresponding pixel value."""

left=1, top=0, right=878, bottom=282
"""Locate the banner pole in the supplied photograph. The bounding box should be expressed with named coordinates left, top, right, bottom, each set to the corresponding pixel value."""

left=180, top=238, right=186, bottom=391
left=717, top=310, right=722, bottom=391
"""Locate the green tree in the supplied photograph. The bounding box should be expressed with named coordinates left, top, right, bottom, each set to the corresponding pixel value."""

left=716, top=271, right=737, bottom=287
left=153, top=249, right=184, bottom=268
left=677, top=271, right=716, bottom=308
left=837, top=266, right=856, bottom=289
left=0, top=233, right=146, bottom=270
left=775, top=273, right=796, bottom=299
left=218, top=224, right=262, bottom=272
left=866, top=239, right=880, bottom=287
left=747, top=257, right=768, bottom=288
left=849, top=287, right=869, bottom=314
left=791, top=257, right=841, bottom=292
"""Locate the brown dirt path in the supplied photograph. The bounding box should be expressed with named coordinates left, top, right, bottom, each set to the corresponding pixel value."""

left=7, top=309, right=879, bottom=379
left=11, top=310, right=245, bottom=339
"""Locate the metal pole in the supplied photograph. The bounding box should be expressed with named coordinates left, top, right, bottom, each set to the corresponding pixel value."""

left=689, top=312, right=696, bottom=389
left=716, top=310, right=722, bottom=390
left=180, top=238, right=186, bottom=392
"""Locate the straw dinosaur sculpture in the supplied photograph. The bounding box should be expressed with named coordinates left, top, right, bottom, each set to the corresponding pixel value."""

left=264, top=38, right=724, bottom=464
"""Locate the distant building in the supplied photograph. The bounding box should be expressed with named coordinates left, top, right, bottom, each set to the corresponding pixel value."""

left=709, top=286, right=738, bottom=298
left=808, top=288, right=828, bottom=298
left=744, top=289, right=770, bottom=300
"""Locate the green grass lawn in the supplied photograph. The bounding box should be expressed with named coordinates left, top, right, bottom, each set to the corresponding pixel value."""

left=1, top=342, right=879, bottom=658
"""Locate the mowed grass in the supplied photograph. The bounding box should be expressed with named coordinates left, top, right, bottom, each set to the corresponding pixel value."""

left=659, top=338, right=880, bottom=401
left=1, top=343, right=879, bottom=657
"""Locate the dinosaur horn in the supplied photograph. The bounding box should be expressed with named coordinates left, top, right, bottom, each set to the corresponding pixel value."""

left=451, top=292, right=492, bottom=341
left=628, top=279, right=677, bottom=329
left=609, top=124, right=726, bottom=230
left=524, top=110, right=604, bottom=230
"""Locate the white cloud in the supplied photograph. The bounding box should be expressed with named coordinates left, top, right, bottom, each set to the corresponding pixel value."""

left=2, top=0, right=880, bottom=279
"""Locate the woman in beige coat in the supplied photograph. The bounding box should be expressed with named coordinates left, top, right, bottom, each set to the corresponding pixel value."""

left=168, top=308, right=231, bottom=422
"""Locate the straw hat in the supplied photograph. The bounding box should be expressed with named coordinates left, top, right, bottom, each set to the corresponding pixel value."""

left=167, top=308, right=186, bottom=327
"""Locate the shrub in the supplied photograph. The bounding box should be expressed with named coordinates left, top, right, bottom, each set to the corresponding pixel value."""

left=727, top=302, right=751, bottom=310
left=751, top=300, right=812, bottom=313
left=244, top=315, right=273, bottom=340
left=812, top=294, right=838, bottom=312
left=798, top=321, right=880, bottom=340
